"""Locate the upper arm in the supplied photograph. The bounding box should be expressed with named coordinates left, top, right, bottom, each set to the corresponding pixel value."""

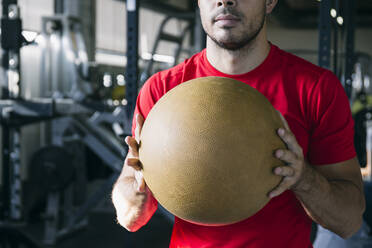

left=314, top=157, right=363, bottom=192
left=131, top=73, right=164, bottom=136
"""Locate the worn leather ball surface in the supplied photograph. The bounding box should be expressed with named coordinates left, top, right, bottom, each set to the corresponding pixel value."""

left=139, top=76, right=285, bottom=225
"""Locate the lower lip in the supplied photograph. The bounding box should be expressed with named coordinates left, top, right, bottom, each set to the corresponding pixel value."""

left=215, top=19, right=239, bottom=27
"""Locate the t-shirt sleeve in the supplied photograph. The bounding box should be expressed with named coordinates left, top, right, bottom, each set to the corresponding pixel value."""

left=131, top=73, right=164, bottom=137
left=307, top=71, right=356, bottom=165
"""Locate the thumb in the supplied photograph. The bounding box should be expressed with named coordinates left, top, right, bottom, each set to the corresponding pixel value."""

left=135, top=170, right=146, bottom=192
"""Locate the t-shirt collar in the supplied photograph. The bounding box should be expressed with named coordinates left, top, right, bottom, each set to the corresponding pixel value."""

left=202, top=43, right=278, bottom=80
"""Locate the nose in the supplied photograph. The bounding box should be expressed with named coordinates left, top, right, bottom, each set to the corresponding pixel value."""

left=217, top=0, right=236, bottom=7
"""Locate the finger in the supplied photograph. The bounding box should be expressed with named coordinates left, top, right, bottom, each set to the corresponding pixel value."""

left=135, top=170, right=146, bottom=192
left=275, top=110, right=299, bottom=154
left=126, top=157, right=142, bottom=171
left=269, top=177, right=292, bottom=198
left=125, top=136, right=139, bottom=157
left=277, top=128, right=302, bottom=156
left=135, top=114, right=145, bottom=143
left=276, top=110, right=290, bottom=131
left=138, top=177, right=146, bottom=192
left=274, top=166, right=295, bottom=177
left=277, top=128, right=295, bottom=146
left=275, top=149, right=298, bottom=165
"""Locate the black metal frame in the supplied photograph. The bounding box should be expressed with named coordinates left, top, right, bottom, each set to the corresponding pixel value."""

left=1, top=0, right=23, bottom=222
left=343, top=0, right=355, bottom=100
left=120, top=0, right=194, bottom=17
left=54, top=0, right=64, bottom=14
left=318, top=0, right=356, bottom=100
left=125, top=0, right=139, bottom=118
left=124, top=0, right=205, bottom=118
left=318, top=0, right=332, bottom=69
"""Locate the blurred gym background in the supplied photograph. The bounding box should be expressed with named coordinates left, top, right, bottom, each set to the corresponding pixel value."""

left=0, top=0, right=371, bottom=247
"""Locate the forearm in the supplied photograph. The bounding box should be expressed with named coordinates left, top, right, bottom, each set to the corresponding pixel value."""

left=112, top=176, right=158, bottom=232
left=293, top=164, right=365, bottom=238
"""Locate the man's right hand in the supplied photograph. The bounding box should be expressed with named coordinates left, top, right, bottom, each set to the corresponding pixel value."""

left=112, top=114, right=158, bottom=232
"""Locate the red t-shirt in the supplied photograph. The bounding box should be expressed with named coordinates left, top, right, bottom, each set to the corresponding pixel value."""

left=132, top=44, right=356, bottom=248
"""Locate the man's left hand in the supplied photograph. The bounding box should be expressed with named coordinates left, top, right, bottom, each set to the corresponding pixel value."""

left=269, top=112, right=309, bottom=198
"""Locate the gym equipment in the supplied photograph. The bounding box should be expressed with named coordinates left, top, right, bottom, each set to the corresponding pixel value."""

left=29, top=146, right=75, bottom=192
left=1, top=0, right=175, bottom=246
left=0, top=98, right=127, bottom=245
left=40, top=113, right=127, bottom=245
left=354, top=107, right=372, bottom=176
left=140, top=13, right=194, bottom=85
left=351, top=54, right=372, bottom=179
left=139, top=76, right=285, bottom=225
left=318, top=0, right=355, bottom=99
left=39, top=15, right=93, bottom=100
left=1, top=0, right=24, bottom=222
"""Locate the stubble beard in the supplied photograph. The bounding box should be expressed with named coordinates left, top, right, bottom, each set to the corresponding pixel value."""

left=205, top=9, right=266, bottom=51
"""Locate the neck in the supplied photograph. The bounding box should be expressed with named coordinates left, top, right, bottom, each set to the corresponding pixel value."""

left=206, top=27, right=271, bottom=75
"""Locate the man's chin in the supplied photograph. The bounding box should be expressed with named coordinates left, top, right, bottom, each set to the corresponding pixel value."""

left=207, top=32, right=250, bottom=51
left=215, top=40, right=246, bottom=51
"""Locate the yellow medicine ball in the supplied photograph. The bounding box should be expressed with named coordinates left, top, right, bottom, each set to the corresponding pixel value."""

left=139, top=76, right=285, bottom=225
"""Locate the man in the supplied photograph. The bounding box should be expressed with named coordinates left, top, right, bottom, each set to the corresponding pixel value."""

left=112, top=0, right=366, bottom=247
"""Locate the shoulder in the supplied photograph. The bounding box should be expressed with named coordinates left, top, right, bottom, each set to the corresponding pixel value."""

left=275, top=46, right=327, bottom=81
left=155, top=50, right=204, bottom=82
left=274, top=46, right=342, bottom=95
left=140, top=51, right=204, bottom=98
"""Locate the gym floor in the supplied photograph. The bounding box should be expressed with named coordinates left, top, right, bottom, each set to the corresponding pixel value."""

left=22, top=210, right=173, bottom=248
left=57, top=211, right=172, bottom=248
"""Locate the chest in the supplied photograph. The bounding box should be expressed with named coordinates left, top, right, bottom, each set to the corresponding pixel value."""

left=243, top=78, right=311, bottom=158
